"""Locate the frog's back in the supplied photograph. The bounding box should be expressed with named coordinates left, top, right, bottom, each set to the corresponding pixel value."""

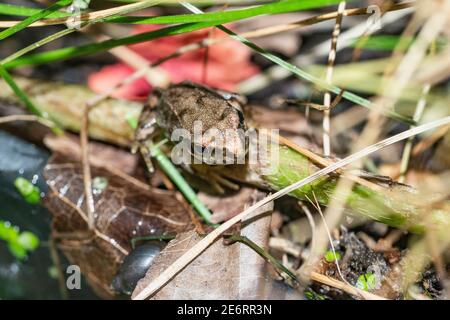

left=156, top=82, right=244, bottom=135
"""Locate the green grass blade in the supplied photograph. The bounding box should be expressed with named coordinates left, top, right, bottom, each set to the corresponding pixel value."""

left=1, top=0, right=161, bottom=65
left=0, top=64, right=44, bottom=118
left=106, top=0, right=344, bottom=24
left=0, top=0, right=72, bottom=41
left=0, top=0, right=337, bottom=25
left=3, top=0, right=344, bottom=68
left=0, top=64, right=61, bottom=132
left=150, top=143, right=214, bottom=224
left=0, top=3, right=70, bottom=18
left=2, top=20, right=230, bottom=68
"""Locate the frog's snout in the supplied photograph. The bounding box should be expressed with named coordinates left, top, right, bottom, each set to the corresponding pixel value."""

left=200, top=129, right=247, bottom=165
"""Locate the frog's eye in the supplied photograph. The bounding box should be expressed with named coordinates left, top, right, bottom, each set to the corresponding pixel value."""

left=148, top=93, right=160, bottom=108
left=237, top=109, right=245, bottom=126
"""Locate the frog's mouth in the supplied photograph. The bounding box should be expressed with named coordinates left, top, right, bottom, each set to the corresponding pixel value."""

left=191, top=137, right=248, bottom=165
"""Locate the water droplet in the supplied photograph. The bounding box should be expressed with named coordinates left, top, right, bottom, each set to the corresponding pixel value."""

left=76, top=194, right=84, bottom=208
left=31, top=174, right=39, bottom=184
left=59, top=184, right=69, bottom=196
left=9, top=263, right=20, bottom=275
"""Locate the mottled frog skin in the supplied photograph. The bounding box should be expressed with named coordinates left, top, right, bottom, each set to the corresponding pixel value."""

left=134, top=81, right=248, bottom=192
left=135, top=81, right=247, bottom=162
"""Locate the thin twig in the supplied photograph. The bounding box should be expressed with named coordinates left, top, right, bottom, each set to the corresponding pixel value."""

left=398, top=83, right=431, bottom=182
left=323, top=1, right=346, bottom=157
left=397, top=39, right=437, bottom=182
left=225, top=234, right=298, bottom=283
left=91, top=33, right=170, bottom=89
left=0, top=0, right=161, bottom=28
left=80, top=105, right=95, bottom=230
left=298, top=201, right=316, bottom=259
left=49, top=237, right=69, bottom=300
left=269, top=237, right=303, bottom=259
left=0, top=114, right=54, bottom=127
left=411, top=124, right=450, bottom=157
left=304, top=191, right=356, bottom=296
left=310, top=271, right=387, bottom=300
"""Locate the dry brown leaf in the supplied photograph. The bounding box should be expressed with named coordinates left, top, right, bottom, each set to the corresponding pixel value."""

left=198, top=187, right=267, bottom=224
left=44, top=133, right=139, bottom=175
left=43, top=154, right=193, bottom=298
left=132, top=207, right=303, bottom=300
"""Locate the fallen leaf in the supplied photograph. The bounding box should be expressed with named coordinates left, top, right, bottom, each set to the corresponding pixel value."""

left=88, top=25, right=259, bottom=101
left=198, top=187, right=267, bottom=224
left=43, top=154, right=193, bottom=298
left=133, top=203, right=303, bottom=300
left=44, top=133, right=139, bottom=175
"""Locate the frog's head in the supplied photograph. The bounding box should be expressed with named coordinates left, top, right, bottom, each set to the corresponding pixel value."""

left=135, top=82, right=249, bottom=166
left=190, top=85, right=247, bottom=165
left=164, top=82, right=248, bottom=165
left=195, top=118, right=247, bottom=165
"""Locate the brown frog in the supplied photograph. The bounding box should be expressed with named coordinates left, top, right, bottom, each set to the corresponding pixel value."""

left=135, top=82, right=248, bottom=183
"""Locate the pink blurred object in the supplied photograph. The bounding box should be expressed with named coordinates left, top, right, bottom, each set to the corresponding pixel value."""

left=88, top=25, right=259, bottom=101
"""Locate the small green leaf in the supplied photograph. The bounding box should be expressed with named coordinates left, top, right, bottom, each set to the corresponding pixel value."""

left=304, top=289, right=326, bottom=300
left=7, top=241, right=28, bottom=260
left=17, top=231, right=40, bottom=251
left=0, top=220, right=20, bottom=242
left=356, top=273, right=377, bottom=291
left=304, top=290, right=314, bottom=300
left=14, top=177, right=41, bottom=204
left=324, top=250, right=341, bottom=263
left=0, top=220, right=39, bottom=260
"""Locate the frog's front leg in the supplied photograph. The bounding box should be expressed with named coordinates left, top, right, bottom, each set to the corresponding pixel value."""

left=133, top=107, right=159, bottom=173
